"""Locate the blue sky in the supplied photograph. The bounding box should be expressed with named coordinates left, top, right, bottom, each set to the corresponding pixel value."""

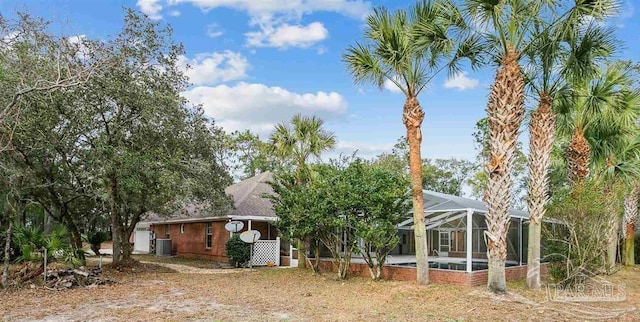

left=1, top=0, right=638, bottom=162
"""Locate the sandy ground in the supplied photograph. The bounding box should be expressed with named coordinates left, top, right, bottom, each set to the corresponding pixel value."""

left=1, top=259, right=639, bottom=321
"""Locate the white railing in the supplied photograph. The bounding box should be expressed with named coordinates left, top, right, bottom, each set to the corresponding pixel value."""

left=250, top=237, right=280, bottom=266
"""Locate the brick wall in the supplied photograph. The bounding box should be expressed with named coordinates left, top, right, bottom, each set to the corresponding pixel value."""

left=150, top=221, right=230, bottom=262
left=149, top=220, right=281, bottom=263
left=310, top=259, right=549, bottom=286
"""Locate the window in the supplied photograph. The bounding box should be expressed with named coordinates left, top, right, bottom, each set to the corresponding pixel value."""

left=165, top=224, right=170, bottom=239
left=450, top=230, right=465, bottom=252
left=180, top=224, right=185, bottom=234
left=206, top=222, right=213, bottom=249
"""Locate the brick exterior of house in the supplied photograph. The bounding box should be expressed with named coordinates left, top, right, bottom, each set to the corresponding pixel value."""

left=150, top=219, right=279, bottom=262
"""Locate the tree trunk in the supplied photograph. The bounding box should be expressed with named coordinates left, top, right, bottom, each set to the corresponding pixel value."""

left=526, top=221, right=542, bottom=288
left=312, top=240, right=320, bottom=273
left=43, top=209, right=53, bottom=234
left=484, top=47, right=525, bottom=294
left=624, top=222, right=635, bottom=266
left=109, top=175, right=122, bottom=265
left=606, top=219, right=620, bottom=274
left=297, top=239, right=306, bottom=269
left=526, top=94, right=555, bottom=289
left=403, top=95, right=429, bottom=285
left=623, top=188, right=637, bottom=266
left=566, top=127, right=590, bottom=184
left=2, top=220, right=13, bottom=288
left=64, top=217, right=86, bottom=263
left=120, top=221, right=138, bottom=261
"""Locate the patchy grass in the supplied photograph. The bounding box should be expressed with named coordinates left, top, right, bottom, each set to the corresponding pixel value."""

left=1, top=261, right=639, bottom=321
left=132, top=254, right=232, bottom=269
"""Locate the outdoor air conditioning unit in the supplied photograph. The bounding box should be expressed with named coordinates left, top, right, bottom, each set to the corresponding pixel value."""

left=155, top=238, right=172, bottom=256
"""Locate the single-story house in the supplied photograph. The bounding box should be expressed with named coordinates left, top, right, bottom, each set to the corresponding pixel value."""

left=134, top=171, right=287, bottom=265
left=134, top=171, right=545, bottom=285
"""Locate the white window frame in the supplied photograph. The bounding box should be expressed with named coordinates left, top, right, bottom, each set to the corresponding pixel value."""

left=205, top=222, right=213, bottom=249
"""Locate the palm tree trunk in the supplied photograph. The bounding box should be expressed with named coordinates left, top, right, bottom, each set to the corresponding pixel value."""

left=526, top=93, right=555, bottom=289
left=403, top=95, right=429, bottom=285
left=485, top=47, right=525, bottom=294
left=606, top=218, right=620, bottom=274
left=623, top=187, right=638, bottom=266
left=566, top=127, right=590, bottom=184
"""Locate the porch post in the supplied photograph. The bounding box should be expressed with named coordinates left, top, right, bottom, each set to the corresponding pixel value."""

left=276, top=237, right=281, bottom=266
left=466, top=209, right=473, bottom=273
left=248, top=219, right=252, bottom=231
left=519, top=218, right=523, bottom=266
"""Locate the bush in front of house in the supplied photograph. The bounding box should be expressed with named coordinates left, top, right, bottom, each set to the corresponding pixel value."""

left=226, top=234, right=250, bottom=267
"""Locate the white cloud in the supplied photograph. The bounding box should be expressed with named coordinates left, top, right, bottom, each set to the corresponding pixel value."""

left=443, top=72, right=479, bottom=91
left=335, top=141, right=394, bottom=157
left=246, top=21, right=328, bottom=48
left=206, top=23, right=224, bottom=38
left=137, top=0, right=163, bottom=20
left=178, top=51, right=249, bottom=85
left=384, top=78, right=403, bottom=94
left=316, top=45, right=327, bottom=55
left=181, top=82, right=348, bottom=136
left=168, top=0, right=370, bottom=49
left=615, top=1, right=634, bottom=28
left=169, top=10, right=181, bottom=17
left=167, top=0, right=370, bottom=20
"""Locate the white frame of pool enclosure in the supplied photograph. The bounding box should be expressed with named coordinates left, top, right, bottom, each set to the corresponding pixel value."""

left=391, top=190, right=529, bottom=273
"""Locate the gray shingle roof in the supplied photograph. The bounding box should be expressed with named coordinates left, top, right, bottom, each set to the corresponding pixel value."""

left=423, top=190, right=529, bottom=219
left=142, top=171, right=276, bottom=224
left=226, top=171, right=275, bottom=218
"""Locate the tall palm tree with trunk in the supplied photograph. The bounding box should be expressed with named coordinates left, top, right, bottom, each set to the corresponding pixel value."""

left=557, top=61, right=640, bottom=272
left=593, top=134, right=640, bottom=272
left=522, top=21, right=617, bottom=288
left=343, top=0, right=478, bottom=284
left=462, top=0, right=617, bottom=293
left=268, top=114, right=336, bottom=269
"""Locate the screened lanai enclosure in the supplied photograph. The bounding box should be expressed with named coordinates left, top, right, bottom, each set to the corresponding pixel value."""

left=379, top=190, right=529, bottom=272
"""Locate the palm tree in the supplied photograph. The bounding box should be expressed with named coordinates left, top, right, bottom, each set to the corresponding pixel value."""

left=557, top=61, right=640, bottom=273
left=522, top=21, right=617, bottom=288
left=268, top=114, right=336, bottom=268
left=593, top=134, right=640, bottom=272
left=462, top=0, right=617, bottom=293
left=343, top=0, right=477, bottom=285
left=557, top=62, right=640, bottom=184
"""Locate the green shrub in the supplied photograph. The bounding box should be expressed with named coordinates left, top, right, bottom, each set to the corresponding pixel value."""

left=13, top=225, right=82, bottom=266
left=225, top=234, right=250, bottom=267
left=84, top=231, right=110, bottom=256
left=545, top=180, right=615, bottom=281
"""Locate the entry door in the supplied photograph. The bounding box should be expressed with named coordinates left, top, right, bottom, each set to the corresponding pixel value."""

left=438, top=230, right=450, bottom=257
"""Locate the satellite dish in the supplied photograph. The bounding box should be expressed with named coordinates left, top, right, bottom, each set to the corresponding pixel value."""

left=240, top=230, right=261, bottom=243
left=225, top=221, right=244, bottom=233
